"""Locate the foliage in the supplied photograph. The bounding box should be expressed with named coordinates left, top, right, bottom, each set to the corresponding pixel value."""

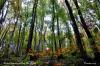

left=0, top=0, right=100, bottom=65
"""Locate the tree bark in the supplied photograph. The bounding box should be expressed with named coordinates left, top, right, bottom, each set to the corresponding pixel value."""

left=27, top=0, right=38, bottom=52
left=57, top=16, right=61, bottom=48
left=65, top=0, right=87, bottom=61
left=51, top=0, right=57, bottom=51
left=73, top=0, right=100, bottom=62
left=16, top=23, right=21, bottom=56
left=37, top=17, right=44, bottom=51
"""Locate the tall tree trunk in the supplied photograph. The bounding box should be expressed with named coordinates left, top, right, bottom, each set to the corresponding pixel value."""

left=55, top=1, right=61, bottom=48
left=51, top=0, right=57, bottom=51
left=38, top=17, right=44, bottom=51
left=57, top=16, right=61, bottom=48
left=43, top=29, right=46, bottom=50
left=65, top=22, right=72, bottom=47
left=16, top=23, right=21, bottom=56
left=65, top=0, right=88, bottom=61
left=34, top=10, right=37, bottom=51
left=73, top=0, right=100, bottom=62
left=34, top=22, right=37, bottom=50
left=27, top=0, right=38, bottom=52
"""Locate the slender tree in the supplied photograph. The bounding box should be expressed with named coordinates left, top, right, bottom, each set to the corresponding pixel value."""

left=56, top=14, right=61, bottom=48
left=65, top=0, right=88, bottom=61
left=55, top=2, right=61, bottom=48
left=73, top=0, right=100, bottom=62
left=34, top=20, right=37, bottom=50
left=38, top=17, right=44, bottom=51
left=51, top=0, right=57, bottom=51
left=27, top=0, right=38, bottom=52
left=16, top=23, right=21, bottom=56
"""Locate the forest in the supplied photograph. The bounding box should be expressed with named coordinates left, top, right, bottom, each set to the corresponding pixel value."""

left=0, top=0, right=100, bottom=66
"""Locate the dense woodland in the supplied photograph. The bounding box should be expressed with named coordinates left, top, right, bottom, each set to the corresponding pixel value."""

left=0, top=0, right=100, bottom=66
